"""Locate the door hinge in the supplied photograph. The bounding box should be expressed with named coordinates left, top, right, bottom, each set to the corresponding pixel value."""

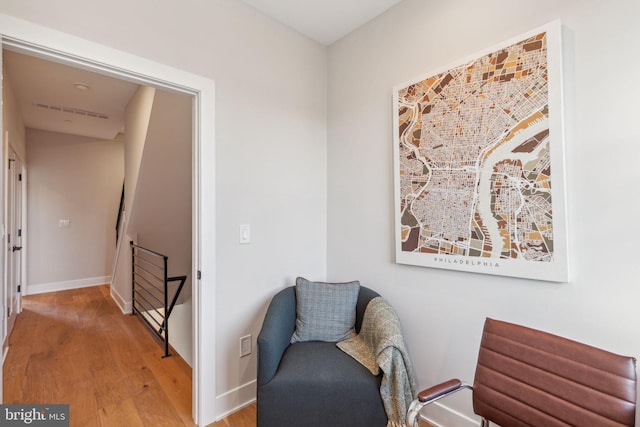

left=197, top=270, right=202, bottom=280
left=17, top=229, right=21, bottom=237
left=19, top=173, right=22, bottom=181
left=17, top=285, right=21, bottom=293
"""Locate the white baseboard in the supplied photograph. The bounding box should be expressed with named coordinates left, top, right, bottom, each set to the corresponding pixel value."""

left=213, top=384, right=475, bottom=426
left=215, top=380, right=256, bottom=421
left=26, top=276, right=111, bottom=296
left=109, top=283, right=132, bottom=314
left=422, top=401, right=479, bottom=427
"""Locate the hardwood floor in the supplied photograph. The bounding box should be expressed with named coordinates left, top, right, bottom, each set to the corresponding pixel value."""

left=1, top=285, right=257, bottom=427
left=6, top=285, right=440, bottom=427
left=6, top=284, right=444, bottom=426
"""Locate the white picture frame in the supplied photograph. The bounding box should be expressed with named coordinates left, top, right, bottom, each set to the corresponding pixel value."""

left=393, top=20, right=568, bottom=282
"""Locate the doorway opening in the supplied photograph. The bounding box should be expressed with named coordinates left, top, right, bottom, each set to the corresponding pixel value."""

left=0, top=20, right=216, bottom=426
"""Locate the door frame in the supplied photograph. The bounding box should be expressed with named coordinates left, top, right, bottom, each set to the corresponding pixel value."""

left=0, top=14, right=217, bottom=426
left=4, top=144, right=22, bottom=341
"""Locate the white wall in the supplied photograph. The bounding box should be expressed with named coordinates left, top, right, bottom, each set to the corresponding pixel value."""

left=2, top=65, right=26, bottom=160
left=26, top=129, right=123, bottom=292
left=0, top=0, right=328, bottom=418
left=128, top=89, right=191, bottom=295
left=111, top=85, right=155, bottom=310
left=327, top=0, right=640, bottom=425
left=124, top=86, right=155, bottom=225
left=128, top=89, right=193, bottom=365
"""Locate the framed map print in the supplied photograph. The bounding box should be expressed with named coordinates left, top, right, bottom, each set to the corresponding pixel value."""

left=393, top=21, right=568, bottom=282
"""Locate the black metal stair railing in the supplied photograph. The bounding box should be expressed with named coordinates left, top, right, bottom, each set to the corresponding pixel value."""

left=116, top=183, right=124, bottom=244
left=130, top=241, right=187, bottom=358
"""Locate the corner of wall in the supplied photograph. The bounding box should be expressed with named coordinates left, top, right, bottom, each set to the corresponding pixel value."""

left=109, top=280, right=132, bottom=314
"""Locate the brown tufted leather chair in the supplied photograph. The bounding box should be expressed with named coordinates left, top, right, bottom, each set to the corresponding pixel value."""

left=407, top=318, right=637, bottom=426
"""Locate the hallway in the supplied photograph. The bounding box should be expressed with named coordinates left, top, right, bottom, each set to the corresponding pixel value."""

left=3, top=285, right=193, bottom=426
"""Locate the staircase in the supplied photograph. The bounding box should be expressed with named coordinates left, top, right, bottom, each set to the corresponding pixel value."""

left=109, top=86, right=194, bottom=364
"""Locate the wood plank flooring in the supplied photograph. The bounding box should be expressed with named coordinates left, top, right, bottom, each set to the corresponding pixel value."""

left=1, top=285, right=259, bottom=427
left=4, top=285, right=436, bottom=427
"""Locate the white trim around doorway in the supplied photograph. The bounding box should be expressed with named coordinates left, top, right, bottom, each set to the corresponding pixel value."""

left=0, top=13, right=216, bottom=426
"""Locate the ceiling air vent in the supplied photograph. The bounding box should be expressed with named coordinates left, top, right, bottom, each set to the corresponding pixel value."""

left=34, top=103, right=109, bottom=120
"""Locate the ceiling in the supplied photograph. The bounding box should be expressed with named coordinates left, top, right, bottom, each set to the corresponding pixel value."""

left=240, top=0, right=403, bottom=45
left=3, top=1, right=401, bottom=139
left=3, top=49, right=139, bottom=140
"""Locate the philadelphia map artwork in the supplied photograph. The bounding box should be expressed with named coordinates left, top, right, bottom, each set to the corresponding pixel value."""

left=394, top=22, right=568, bottom=281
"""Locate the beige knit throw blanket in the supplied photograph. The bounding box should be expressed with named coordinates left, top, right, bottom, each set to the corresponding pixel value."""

left=337, top=296, right=417, bottom=427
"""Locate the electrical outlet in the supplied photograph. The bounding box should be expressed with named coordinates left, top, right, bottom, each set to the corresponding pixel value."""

left=240, top=335, right=252, bottom=357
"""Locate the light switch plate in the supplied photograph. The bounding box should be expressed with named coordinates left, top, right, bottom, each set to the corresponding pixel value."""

left=239, top=224, right=251, bottom=244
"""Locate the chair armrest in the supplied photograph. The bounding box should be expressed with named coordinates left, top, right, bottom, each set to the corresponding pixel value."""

left=406, top=379, right=472, bottom=427
left=257, top=287, right=296, bottom=386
